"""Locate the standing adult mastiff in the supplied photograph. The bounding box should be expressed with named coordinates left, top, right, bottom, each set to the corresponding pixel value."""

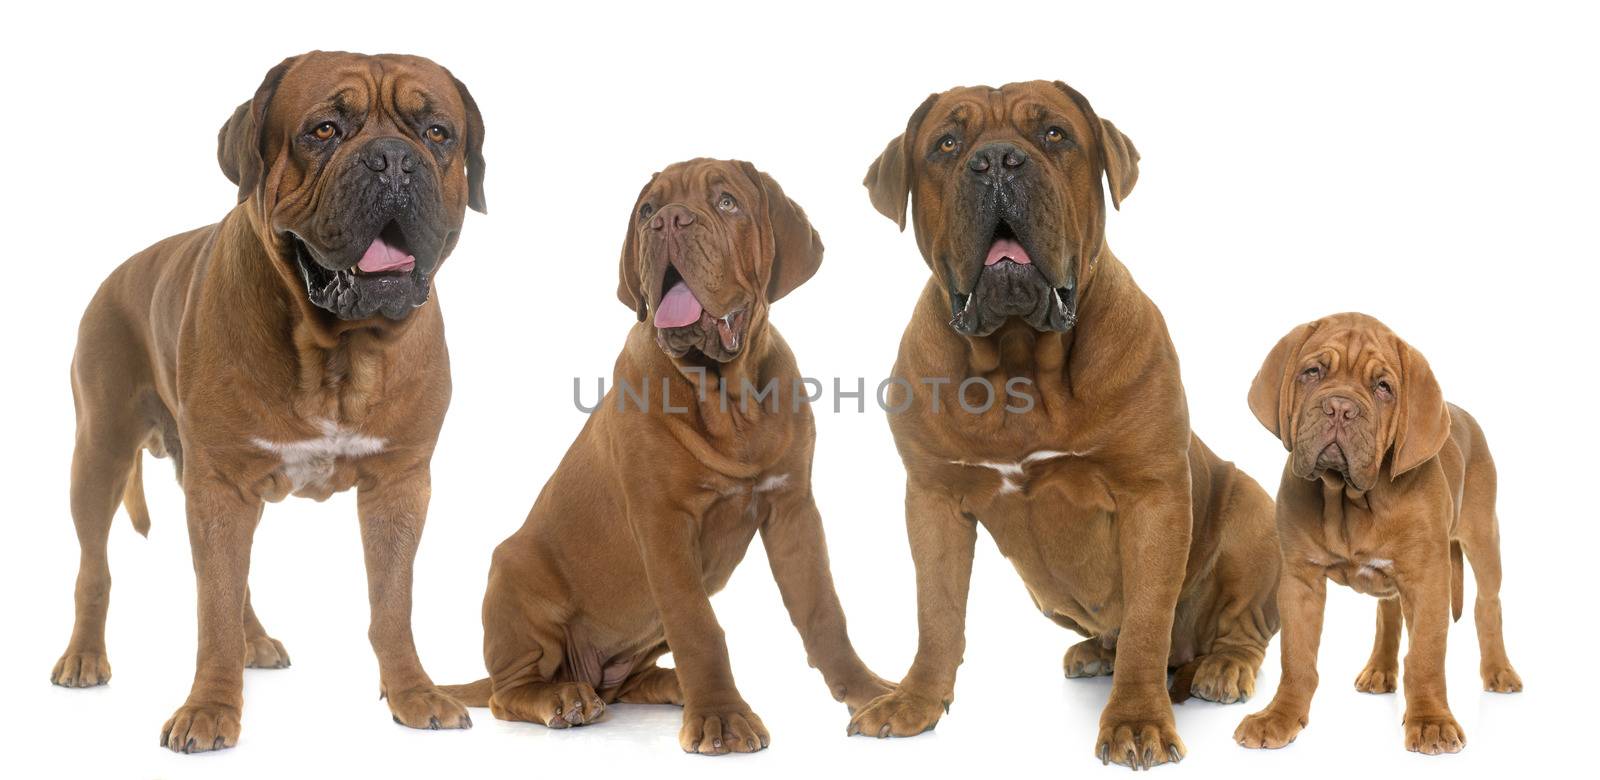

left=53, top=51, right=487, bottom=752
left=847, top=81, right=1280, bottom=768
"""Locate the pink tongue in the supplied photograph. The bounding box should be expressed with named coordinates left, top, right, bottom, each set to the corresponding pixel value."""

left=654, top=280, right=704, bottom=328
left=357, top=236, right=416, bottom=273
left=985, top=238, right=1031, bottom=266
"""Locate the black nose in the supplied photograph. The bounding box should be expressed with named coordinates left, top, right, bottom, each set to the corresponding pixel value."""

left=359, top=137, right=419, bottom=181
left=649, top=205, right=696, bottom=232
left=968, top=142, right=1029, bottom=176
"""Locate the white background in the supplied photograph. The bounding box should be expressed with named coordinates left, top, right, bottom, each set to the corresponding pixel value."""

left=2, top=1, right=1594, bottom=777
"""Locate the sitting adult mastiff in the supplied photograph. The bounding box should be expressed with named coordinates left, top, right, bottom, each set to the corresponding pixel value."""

left=1236, top=312, right=1521, bottom=755
left=848, top=81, right=1281, bottom=769
left=53, top=51, right=487, bottom=752
left=442, top=159, right=891, bottom=755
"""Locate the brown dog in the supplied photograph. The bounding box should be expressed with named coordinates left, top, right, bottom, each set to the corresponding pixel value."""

left=848, top=81, right=1280, bottom=769
left=441, top=159, right=891, bottom=755
left=53, top=51, right=487, bottom=752
left=1236, top=312, right=1521, bottom=754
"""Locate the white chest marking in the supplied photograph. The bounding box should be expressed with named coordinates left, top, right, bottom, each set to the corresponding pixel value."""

left=951, top=449, right=1089, bottom=494
left=1359, top=558, right=1394, bottom=576
left=252, top=420, right=387, bottom=490
left=699, top=472, right=792, bottom=500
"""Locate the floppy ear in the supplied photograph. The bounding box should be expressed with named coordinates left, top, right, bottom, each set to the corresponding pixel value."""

left=1390, top=340, right=1452, bottom=479
left=1096, top=117, right=1139, bottom=210
left=1051, top=81, right=1140, bottom=210
left=449, top=72, right=488, bottom=214
left=740, top=162, right=823, bottom=303
left=217, top=56, right=297, bottom=204
left=1248, top=321, right=1318, bottom=450
left=616, top=175, right=657, bottom=321
left=862, top=93, right=937, bottom=230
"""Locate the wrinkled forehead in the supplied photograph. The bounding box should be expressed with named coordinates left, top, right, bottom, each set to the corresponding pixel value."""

left=919, top=82, right=1092, bottom=143
left=274, top=53, right=462, bottom=120
left=1306, top=319, right=1401, bottom=377
left=646, top=160, right=755, bottom=204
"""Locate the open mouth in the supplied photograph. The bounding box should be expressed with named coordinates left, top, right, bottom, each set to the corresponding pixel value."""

left=289, top=221, right=432, bottom=321
left=949, top=219, right=1077, bottom=336
left=652, top=263, right=748, bottom=361
left=983, top=221, right=1032, bottom=268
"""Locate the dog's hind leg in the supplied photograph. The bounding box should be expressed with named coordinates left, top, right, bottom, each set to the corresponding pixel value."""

left=615, top=644, right=683, bottom=706
left=243, top=584, right=291, bottom=669
left=480, top=566, right=605, bottom=727
left=1187, top=473, right=1278, bottom=705
left=1354, top=597, right=1403, bottom=693
left=1063, top=635, right=1117, bottom=679
left=52, top=346, right=148, bottom=687
left=485, top=632, right=608, bottom=729
left=1457, top=455, right=1521, bottom=692
left=238, top=498, right=289, bottom=670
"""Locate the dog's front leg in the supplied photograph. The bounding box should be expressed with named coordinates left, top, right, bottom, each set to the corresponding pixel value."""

left=357, top=462, right=470, bottom=730
left=761, top=491, right=894, bottom=712
left=847, top=481, right=973, bottom=739
left=1396, top=551, right=1465, bottom=755
left=1235, top=560, right=1326, bottom=750
left=1096, top=482, right=1192, bottom=769
left=160, top=473, right=261, bottom=753
left=631, top=505, right=768, bottom=755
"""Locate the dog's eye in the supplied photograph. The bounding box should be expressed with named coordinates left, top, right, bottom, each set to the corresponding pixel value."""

left=424, top=125, right=449, bottom=143
left=937, top=135, right=959, bottom=153
left=1043, top=126, right=1067, bottom=144
left=310, top=122, right=339, bottom=141
left=1300, top=366, right=1321, bottom=381
left=1375, top=380, right=1394, bottom=398
left=638, top=203, right=655, bottom=220
left=717, top=193, right=739, bottom=213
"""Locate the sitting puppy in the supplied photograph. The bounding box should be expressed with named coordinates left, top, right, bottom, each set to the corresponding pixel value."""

left=1237, top=312, right=1522, bottom=755
left=444, top=159, right=891, bottom=755
left=53, top=51, right=487, bottom=751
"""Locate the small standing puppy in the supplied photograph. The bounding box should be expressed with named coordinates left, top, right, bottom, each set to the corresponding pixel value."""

left=444, top=159, right=890, bottom=755
left=1237, top=312, right=1522, bottom=755
left=54, top=51, right=486, bottom=751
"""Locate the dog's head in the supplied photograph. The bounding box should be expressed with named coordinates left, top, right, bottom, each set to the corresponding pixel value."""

left=218, top=51, right=487, bottom=321
left=1248, top=313, right=1451, bottom=492
left=863, top=80, right=1137, bottom=337
left=617, top=159, right=822, bottom=363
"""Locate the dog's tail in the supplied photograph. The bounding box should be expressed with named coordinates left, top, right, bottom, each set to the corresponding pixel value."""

left=1168, top=659, right=1202, bottom=704
left=439, top=678, right=492, bottom=707
left=1449, top=540, right=1464, bottom=622
left=123, top=456, right=151, bottom=537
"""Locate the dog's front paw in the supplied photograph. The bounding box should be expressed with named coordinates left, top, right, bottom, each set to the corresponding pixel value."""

left=846, top=687, right=945, bottom=738
left=387, top=685, right=473, bottom=730
left=1191, top=652, right=1258, bottom=704
left=1234, top=707, right=1305, bottom=750
left=679, top=702, right=769, bottom=755
left=161, top=702, right=241, bottom=753
left=52, top=650, right=111, bottom=688
left=1354, top=661, right=1399, bottom=694
left=1482, top=664, right=1523, bottom=693
left=1404, top=713, right=1465, bottom=755
left=1097, top=704, right=1184, bottom=768
left=244, top=635, right=291, bottom=670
